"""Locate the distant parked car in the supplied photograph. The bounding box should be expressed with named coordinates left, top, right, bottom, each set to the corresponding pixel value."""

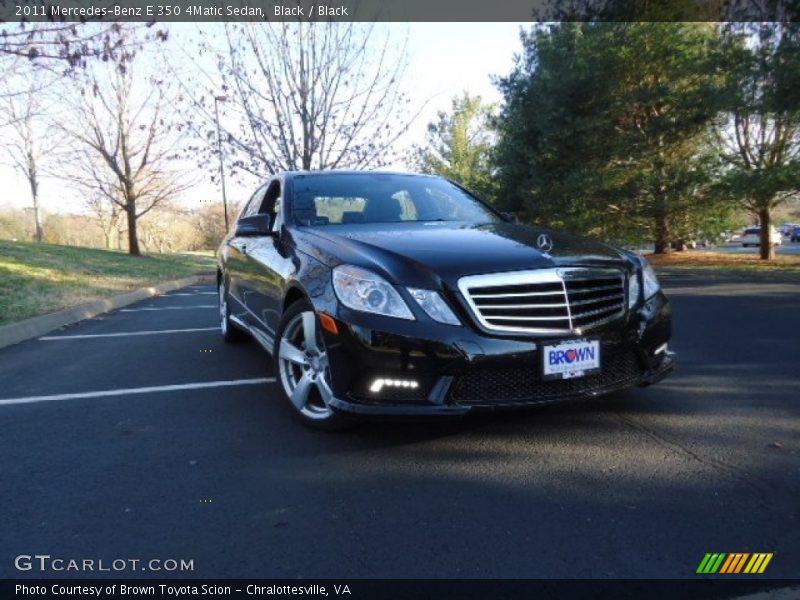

left=778, top=223, right=797, bottom=236
left=741, top=226, right=781, bottom=247
left=791, top=226, right=800, bottom=243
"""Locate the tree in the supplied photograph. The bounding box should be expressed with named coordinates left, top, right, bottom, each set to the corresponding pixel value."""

left=86, top=193, right=125, bottom=250
left=61, top=60, right=190, bottom=255
left=0, top=86, right=62, bottom=242
left=177, top=22, right=415, bottom=179
left=494, top=23, right=728, bottom=250
left=191, top=200, right=242, bottom=251
left=717, top=22, right=800, bottom=260
left=0, top=20, right=166, bottom=69
left=411, top=92, right=496, bottom=200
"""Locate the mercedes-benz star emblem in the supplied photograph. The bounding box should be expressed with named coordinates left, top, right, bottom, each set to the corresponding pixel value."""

left=536, top=233, right=554, bottom=254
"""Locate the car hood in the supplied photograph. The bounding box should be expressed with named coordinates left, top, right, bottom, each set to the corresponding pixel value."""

left=294, top=221, right=632, bottom=289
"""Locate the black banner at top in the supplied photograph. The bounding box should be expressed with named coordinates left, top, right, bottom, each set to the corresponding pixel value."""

left=1, top=0, right=799, bottom=22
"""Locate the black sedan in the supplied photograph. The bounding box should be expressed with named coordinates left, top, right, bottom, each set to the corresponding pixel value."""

left=217, top=171, right=673, bottom=429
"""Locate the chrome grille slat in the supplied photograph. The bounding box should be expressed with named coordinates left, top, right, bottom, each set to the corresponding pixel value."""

left=566, top=284, right=622, bottom=295
left=485, top=315, right=572, bottom=322
left=476, top=303, right=569, bottom=309
left=572, top=313, right=624, bottom=332
left=569, top=293, right=624, bottom=307
left=571, top=304, right=624, bottom=320
left=470, top=290, right=565, bottom=298
left=458, top=268, right=627, bottom=334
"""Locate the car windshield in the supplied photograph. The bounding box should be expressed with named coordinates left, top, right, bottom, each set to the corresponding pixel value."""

left=290, top=173, right=501, bottom=226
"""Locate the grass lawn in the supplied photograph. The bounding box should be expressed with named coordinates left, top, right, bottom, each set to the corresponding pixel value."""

left=0, top=240, right=216, bottom=326
left=647, top=250, right=800, bottom=271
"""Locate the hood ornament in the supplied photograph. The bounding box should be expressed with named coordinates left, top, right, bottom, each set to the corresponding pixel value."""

left=536, top=233, right=554, bottom=254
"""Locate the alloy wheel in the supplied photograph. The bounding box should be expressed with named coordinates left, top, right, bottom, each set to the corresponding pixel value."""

left=278, top=311, right=335, bottom=420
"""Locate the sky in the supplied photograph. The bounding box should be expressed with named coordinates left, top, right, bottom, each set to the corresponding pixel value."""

left=0, top=22, right=526, bottom=215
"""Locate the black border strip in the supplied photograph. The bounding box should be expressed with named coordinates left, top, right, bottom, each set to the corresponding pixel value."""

left=1, top=0, right=799, bottom=22
left=3, top=579, right=800, bottom=600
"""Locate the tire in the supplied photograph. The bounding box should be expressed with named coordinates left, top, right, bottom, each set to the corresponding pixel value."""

left=274, top=299, right=352, bottom=430
left=218, top=277, right=246, bottom=343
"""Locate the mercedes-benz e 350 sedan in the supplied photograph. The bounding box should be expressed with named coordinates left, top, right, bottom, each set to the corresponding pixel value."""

left=217, top=171, right=674, bottom=429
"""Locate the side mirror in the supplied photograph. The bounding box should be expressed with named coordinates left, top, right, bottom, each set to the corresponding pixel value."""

left=502, top=211, right=520, bottom=224
left=235, top=214, right=273, bottom=237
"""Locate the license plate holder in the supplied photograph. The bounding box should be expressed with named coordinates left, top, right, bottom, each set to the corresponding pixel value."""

left=541, top=339, right=601, bottom=380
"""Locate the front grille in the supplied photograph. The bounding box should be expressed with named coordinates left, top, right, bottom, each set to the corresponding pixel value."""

left=450, top=349, right=641, bottom=407
left=458, top=268, right=627, bottom=334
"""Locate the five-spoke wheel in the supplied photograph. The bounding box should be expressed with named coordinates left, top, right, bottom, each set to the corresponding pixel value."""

left=275, top=300, right=350, bottom=430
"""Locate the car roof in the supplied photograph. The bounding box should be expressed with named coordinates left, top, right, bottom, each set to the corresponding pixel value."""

left=283, top=170, right=440, bottom=181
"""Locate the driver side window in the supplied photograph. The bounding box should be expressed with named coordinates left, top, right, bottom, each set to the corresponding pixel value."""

left=241, top=186, right=267, bottom=220
left=259, top=180, right=282, bottom=231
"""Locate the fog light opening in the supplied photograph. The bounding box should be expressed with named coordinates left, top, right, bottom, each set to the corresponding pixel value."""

left=369, top=378, right=420, bottom=393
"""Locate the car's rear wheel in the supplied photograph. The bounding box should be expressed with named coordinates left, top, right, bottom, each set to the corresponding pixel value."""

left=275, top=299, right=352, bottom=430
left=219, top=277, right=245, bottom=343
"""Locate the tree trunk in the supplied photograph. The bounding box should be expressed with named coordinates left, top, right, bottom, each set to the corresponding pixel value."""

left=759, top=208, right=775, bottom=261
left=28, top=173, right=43, bottom=243
left=126, top=202, right=141, bottom=256
left=653, top=210, right=671, bottom=254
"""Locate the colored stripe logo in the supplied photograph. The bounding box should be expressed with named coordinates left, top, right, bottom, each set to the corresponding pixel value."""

left=697, top=553, right=773, bottom=574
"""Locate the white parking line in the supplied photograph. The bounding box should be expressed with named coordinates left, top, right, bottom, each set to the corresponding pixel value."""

left=0, top=377, right=276, bottom=407
left=40, top=327, right=218, bottom=341
left=120, top=305, right=216, bottom=312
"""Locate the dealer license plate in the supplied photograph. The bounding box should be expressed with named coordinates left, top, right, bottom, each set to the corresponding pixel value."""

left=542, top=339, right=601, bottom=380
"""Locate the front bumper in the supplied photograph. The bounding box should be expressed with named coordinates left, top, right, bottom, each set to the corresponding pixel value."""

left=320, top=291, right=673, bottom=417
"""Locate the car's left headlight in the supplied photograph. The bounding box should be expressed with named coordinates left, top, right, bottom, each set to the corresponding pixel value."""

left=628, top=271, right=641, bottom=309
left=332, top=265, right=414, bottom=320
left=629, top=257, right=661, bottom=308
left=407, top=288, right=461, bottom=325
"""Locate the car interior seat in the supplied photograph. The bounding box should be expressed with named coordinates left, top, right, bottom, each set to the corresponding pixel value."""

left=362, top=196, right=403, bottom=223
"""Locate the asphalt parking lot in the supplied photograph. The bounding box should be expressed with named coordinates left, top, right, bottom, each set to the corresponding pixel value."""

left=1, top=270, right=798, bottom=579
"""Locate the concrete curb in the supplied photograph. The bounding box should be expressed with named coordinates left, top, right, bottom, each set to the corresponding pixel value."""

left=0, top=274, right=215, bottom=350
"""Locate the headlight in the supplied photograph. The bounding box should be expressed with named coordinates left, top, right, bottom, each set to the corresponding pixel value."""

left=628, top=271, right=641, bottom=309
left=332, top=265, right=414, bottom=320
left=642, top=260, right=661, bottom=300
left=629, top=258, right=660, bottom=308
left=407, top=288, right=461, bottom=325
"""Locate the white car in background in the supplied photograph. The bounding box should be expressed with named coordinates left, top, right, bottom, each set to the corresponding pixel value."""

left=741, top=226, right=781, bottom=247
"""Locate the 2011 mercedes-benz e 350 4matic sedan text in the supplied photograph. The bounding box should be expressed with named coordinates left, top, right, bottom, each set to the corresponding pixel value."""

left=217, top=171, right=674, bottom=429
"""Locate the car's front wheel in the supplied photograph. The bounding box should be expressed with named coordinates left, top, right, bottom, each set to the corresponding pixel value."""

left=275, top=299, right=352, bottom=430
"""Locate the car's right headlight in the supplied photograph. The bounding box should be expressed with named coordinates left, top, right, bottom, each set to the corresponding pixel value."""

left=332, top=265, right=414, bottom=320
